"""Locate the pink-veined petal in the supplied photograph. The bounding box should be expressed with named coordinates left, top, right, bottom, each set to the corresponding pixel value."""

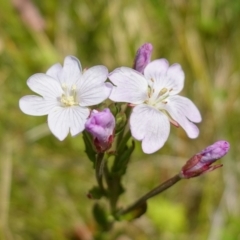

left=109, top=67, right=148, bottom=104
left=61, top=56, right=82, bottom=85
left=144, top=59, right=169, bottom=88
left=167, top=64, right=185, bottom=95
left=78, top=84, right=111, bottom=107
left=165, top=95, right=201, bottom=138
left=46, top=63, right=62, bottom=82
left=48, top=106, right=89, bottom=140
left=77, top=66, right=110, bottom=106
left=78, top=65, right=108, bottom=89
left=130, top=104, right=170, bottom=154
left=144, top=59, right=184, bottom=95
left=19, top=95, right=58, bottom=116
left=27, top=73, right=63, bottom=99
left=167, top=95, right=202, bottom=122
left=48, top=107, right=69, bottom=141
left=68, top=106, right=90, bottom=136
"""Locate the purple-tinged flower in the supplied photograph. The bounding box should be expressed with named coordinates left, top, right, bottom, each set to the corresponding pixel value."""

left=180, top=140, right=230, bottom=179
left=109, top=58, right=201, bottom=154
left=133, top=43, right=153, bottom=73
left=85, top=108, right=115, bottom=153
left=19, top=56, right=112, bottom=141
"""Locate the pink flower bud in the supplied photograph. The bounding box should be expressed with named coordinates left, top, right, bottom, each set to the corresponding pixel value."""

left=133, top=43, right=153, bottom=73
left=180, top=141, right=230, bottom=179
left=85, top=108, right=115, bottom=153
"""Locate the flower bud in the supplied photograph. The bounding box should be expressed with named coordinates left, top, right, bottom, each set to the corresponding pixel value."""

left=180, top=140, right=230, bottom=179
left=133, top=43, right=153, bottom=73
left=115, top=112, right=127, bottom=134
left=85, top=108, right=115, bottom=153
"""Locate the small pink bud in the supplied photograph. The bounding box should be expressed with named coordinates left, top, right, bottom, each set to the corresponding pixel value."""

left=85, top=108, right=115, bottom=153
left=180, top=140, right=230, bottom=179
left=133, top=43, right=153, bottom=73
left=86, top=193, right=93, bottom=199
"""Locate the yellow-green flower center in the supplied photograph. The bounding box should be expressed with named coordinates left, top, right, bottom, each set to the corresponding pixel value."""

left=60, top=84, right=78, bottom=107
left=146, top=85, right=172, bottom=108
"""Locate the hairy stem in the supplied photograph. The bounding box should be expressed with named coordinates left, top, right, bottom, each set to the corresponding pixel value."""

left=119, top=174, right=182, bottom=216
left=95, top=153, right=106, bottom=194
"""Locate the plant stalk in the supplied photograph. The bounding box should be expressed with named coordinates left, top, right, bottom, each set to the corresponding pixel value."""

left=95, top=153, right=106, bottom=194
left=119, top=174, right=182, bottom=216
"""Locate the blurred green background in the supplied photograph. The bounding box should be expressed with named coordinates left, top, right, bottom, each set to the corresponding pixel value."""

left=0, top=0, right=239, bottom=239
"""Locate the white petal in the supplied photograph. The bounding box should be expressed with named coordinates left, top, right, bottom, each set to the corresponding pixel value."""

left=48, top=106, right=89, bottom=141
left=144, top=59, right=184, bottom=95
left=77, top=66, right=110, bottom=106
left=165, top=95, right=201, bottom=138
left=61, top=56, right=82, bottom=85
left=79, top=65, right=108, bottom=88
left=48, top=107, right=70, bottom=140
left=130, top=104, right=170, bottom=154
left=19, top=95, right=58, bottom=116
left=46, top=63, right=62, bottom=82
left=109, top=67, right=148, bottom=104
left=27, top=73, right=63, bottom=99
left=167, top=63, right=185, bottom=95
left=68, top=106, right=90, bottom=136
left=144, top=59, right=169, bottom=87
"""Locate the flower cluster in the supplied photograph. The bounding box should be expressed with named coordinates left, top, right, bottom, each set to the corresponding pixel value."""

left=19, top=43, right=230, bottom=225
left=19, top=44, right=202, bottom=154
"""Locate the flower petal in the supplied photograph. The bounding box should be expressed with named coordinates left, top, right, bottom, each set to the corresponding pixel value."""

left=130, top=104, right=170, bottom=154
left=144, top=59, right=169, bottom=87
left=48, top=107, right=70, bottom=140
left=68, top=106, right=90, bottom=136
left=61, top=56, right=82, bottom=85
left=77, top=66, right=110, bottom=106
left=48, top=106, right=89, bottom=140
left=19, top=95, right=58, bottom=116
left=165, top=95, right=201, bottom=138
left=109, top=67, right=148, bottom=104
left=144, top=59, right=184, bottom=95
left=46, top=63, right=62, bottom=82
left=167, top=63, right=185, bottom=95
left=27, top=73, right=63, bottom=99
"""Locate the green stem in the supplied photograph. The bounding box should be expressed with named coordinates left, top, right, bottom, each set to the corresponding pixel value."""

left=116, top=130, right=132, bottom=157
left=119, top=174, right=182, bottom=216
left=106, top=130, right=131, bottom=214
left=103, top=165, right=114, bottom=213
left=116, top=105, right=132, bottom=147
left=95, top=153, right=106, bottom=195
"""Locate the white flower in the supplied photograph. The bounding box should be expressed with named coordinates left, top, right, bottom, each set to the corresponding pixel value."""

left=109, top=59, right=201, bottom=154
left=19, top=56, right=112, bottom=140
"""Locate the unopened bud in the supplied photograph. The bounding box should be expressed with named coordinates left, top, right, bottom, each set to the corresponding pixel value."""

left=108, top=103, right=120, bottom=116
left=180, top=140, right=230, bottom=179
left=87, top=186, right=103, bottom=199
left=115, top=112, right=127, bottom=134
left=133, top=43, right=153, bottom=73
left=85, top=108, right=115, bottom=153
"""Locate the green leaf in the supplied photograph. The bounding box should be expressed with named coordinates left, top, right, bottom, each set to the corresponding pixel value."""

left=119, top=202, right=147, bottom=221
left=113, top=140, right=135, bottom=175
left=82, top=131, right=96, bottom=163
left=92, top=203, right=112, bottom=231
